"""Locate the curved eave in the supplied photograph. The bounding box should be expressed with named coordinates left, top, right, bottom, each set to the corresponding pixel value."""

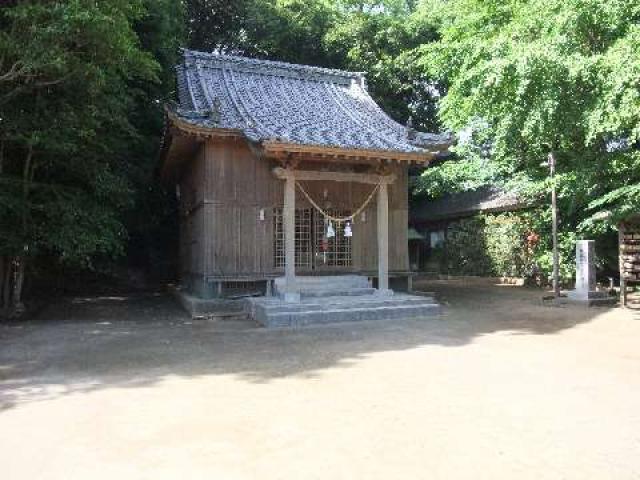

left=166, top=108, right=245, bottom=140
left=262, top=140, right=438, bottom=164
left=159, top=110, right=247, bottom=183
left=415, top=139, right=455, bottom=153
left=160, top=109, right=450, bottom=183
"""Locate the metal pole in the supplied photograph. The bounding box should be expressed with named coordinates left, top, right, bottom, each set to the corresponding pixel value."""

left=549, top=151, right=560, bottom=298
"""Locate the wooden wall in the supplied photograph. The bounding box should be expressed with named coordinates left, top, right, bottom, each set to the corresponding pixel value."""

left=178, top=143, right=206, bottom=276
left=204, top=138, right=280, bottom=277
left=179, top=137, right=410, bottom=280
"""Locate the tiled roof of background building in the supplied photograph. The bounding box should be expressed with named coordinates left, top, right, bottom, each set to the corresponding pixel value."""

left=412, top=187, right=528, bottom=223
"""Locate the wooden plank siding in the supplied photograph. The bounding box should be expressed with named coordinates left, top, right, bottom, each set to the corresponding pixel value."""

left=178, top=137, right=409, bottom=281
left=178, top=143, right=207, bottom=276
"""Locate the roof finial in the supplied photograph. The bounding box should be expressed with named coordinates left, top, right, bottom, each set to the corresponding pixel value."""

left=209, top=98, right=221, bottom=124
left=406, top=115, right=416, bottom=140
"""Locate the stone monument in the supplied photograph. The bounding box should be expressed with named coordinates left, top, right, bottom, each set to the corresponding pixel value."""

left=567, top=240, right=615, bottom=305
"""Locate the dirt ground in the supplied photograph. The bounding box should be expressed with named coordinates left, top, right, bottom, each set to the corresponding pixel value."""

left=1, top=281, right=639, bottom=480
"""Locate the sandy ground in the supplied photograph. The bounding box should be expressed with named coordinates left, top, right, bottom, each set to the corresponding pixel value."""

left=1, top=281, right=640, bottom=480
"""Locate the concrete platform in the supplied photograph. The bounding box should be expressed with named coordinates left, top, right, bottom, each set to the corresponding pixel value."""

left=566, top=289, right=617, bottom=306
left=559, top=296, right=618, bottom=307
left=174, top=275, right=443, bottom=326
left=171, top=286, right=248, bottom=319
left=543, top=292, right=618, bottom=308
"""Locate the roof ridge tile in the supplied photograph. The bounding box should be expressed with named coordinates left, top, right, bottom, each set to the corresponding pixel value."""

left=182, top=48, right=364, bottom=85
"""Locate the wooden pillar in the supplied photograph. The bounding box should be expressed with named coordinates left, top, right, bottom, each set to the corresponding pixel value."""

left=376, top=183, right=392, bottom=295
left=283, top=169, right=300, bottom=302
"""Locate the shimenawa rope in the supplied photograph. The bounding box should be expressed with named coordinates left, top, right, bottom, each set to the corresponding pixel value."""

left=295, top=180, right=380, bottom=223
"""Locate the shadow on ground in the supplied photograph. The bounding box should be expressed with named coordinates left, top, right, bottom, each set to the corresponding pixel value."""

left=0, top=280, right=621, bottom=411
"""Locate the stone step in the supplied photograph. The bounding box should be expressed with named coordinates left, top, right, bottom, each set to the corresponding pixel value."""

left=300, top=287, right=376, bottom=298
left=256, top=302, right=441, bottom=328
left=249, top=293, right=441, bottom=327
left=275, top=274, right=369, bottom=282
left=274, top=275, right=370, bottom=290
left=273, top=275, right=374, bottom=299
left=254, top=294, right=436, bottom=313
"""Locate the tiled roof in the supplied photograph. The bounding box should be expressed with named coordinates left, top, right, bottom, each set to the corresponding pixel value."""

left=412, top=188, right=527, bottom=223
left=172, top=49, right=451, bottom=155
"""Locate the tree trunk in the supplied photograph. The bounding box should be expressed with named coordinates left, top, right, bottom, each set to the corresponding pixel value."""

left=0, top=256, right=6, bottom=312
left=1, top=255, right=13, bottom=315
left=0, top=141, right=7, bottom=315
left=9, top=140, right=36, bottom=317
left=11, top=256, right=25, bottom=315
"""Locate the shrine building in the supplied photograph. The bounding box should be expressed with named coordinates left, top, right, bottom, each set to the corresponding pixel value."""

left=160, top=49, right=451, bottom=315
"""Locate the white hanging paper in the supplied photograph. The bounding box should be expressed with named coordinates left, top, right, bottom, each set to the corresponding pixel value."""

left=327, top=221, right=335, bottom=238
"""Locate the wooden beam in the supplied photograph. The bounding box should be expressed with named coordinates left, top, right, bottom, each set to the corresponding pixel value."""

left=263, top=140, right=434, bottom=163
left=272, top=167, right=396, bottom=185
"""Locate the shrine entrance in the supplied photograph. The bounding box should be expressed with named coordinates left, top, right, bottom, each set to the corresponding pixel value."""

left=273, top=166, right=394, bottom=302
left=312, top=209, right=352, bottom=270
left=274, top=208, right=353, bottom=271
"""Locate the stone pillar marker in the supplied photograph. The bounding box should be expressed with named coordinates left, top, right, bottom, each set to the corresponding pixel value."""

left=376, top=182, right=392, bottom=296
left=282, top=168, right=300, bottom=303
left=567, top=239, right=613, bottom=305
left=570, top=240, right=596, bottom=299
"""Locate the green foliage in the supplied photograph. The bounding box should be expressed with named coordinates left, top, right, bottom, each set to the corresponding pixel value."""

left=124, top=0, right=184, bottom=275
left=441, top=214, right=535, bottom=277
left=326, top=0, right=441, bottom=129
left=416, top=157, right=497, bottom=198
left=245, top=1, right=343, bottom=67
left=185, top=0, right=250, bottom=52
left=483, top=214, right=534, bottom=278
left=437, top=210, right=579, bottom=282
left=416, top=0, right=640, bottom=229
left=411, top=0, right=639, bottom=282
left=441, top=216, right=493, bottom=275
left=0, top=0, right=173, bottom=271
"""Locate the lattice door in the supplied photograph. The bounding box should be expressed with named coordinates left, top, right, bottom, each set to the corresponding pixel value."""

left=273, top=208, right=312, bottom=269
left=313, top=209, right=352, bottom=269
left=273, top=208, right=352, bottom=270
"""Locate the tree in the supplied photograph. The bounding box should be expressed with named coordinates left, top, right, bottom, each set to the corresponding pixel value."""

left=415, top=0, right=640, bottom=277
left=125, top=0, right=185, bottom=279
left=326, top=0, right=441, bottom=130
left=0, top=1, right=160, bottom=314
left=185, top=0, right=250, bottom=53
